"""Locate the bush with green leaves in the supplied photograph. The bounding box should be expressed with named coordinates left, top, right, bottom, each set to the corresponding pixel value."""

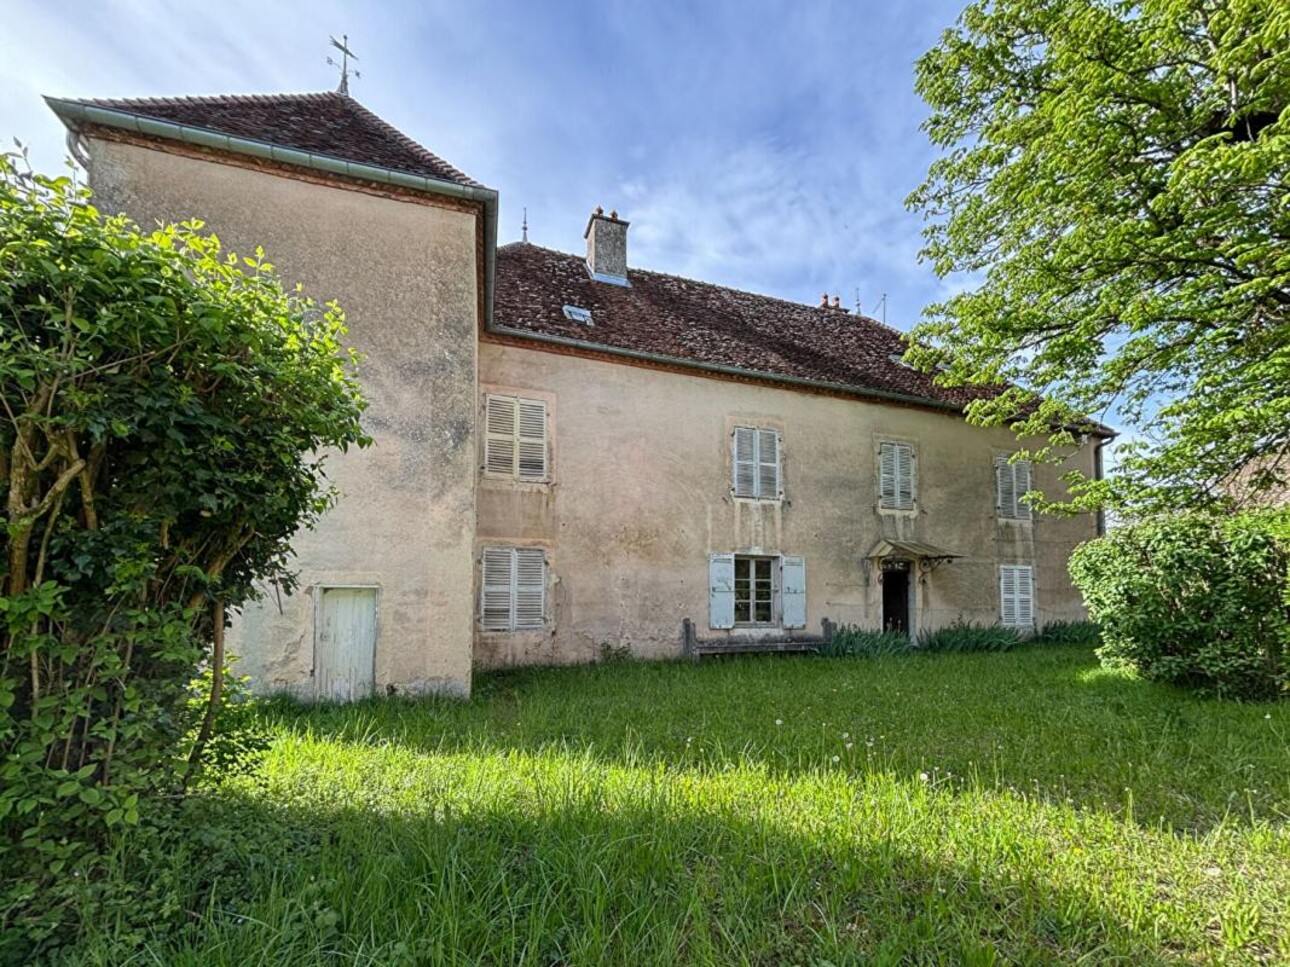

left=819, top=627, right=911, bottom=658
left=916, top=620, right=1023, bottom=653
left=0, top=154, right=368, bottom=947
left=1070, top=511, right=1290, bottom=700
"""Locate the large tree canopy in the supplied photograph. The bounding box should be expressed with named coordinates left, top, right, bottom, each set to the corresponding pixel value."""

left=907, top=0, right=1289, bottom=512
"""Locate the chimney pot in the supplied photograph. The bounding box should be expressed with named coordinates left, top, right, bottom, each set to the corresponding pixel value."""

left=820, top=294, right=829, bottom=307
left=585, top=207, right=631, bottom=285
left=833, top=295, right=841, bottom=308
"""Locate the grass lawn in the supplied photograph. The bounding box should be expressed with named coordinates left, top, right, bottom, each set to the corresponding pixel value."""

left=71, top=644, right=1289, bottom=965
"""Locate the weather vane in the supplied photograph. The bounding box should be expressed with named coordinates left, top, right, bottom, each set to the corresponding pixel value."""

left=327, top=35, right=360, bottom=95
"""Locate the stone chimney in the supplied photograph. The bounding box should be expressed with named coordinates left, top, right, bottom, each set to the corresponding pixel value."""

left=585, top=206, right=630, bottom=286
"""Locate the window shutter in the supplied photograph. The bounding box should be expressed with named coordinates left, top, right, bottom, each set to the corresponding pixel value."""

left=1015, top=461, right=1033, bottom=520
left=481, top=547, right=514, bottom=631
left=879, top=443, right=897, bottom=507
left=485, top=396, right=517, bottom=475
left=896, top=444, right=914, bottom=509
left=757, top=429, right=781, bottom=498
left=996, top=458, right=1033, bottom=520
left=781, top=555, right=806, bottom=629
left=514, top=548, right=546, bottom=628
left=732, top=428, right=756, bottom=497
left=709, top=552, right=736, bottom=629
left=1000, top=565, right=1035, bottom=628
left=881, top=442, right=914, bottom=510
left=517, top=399, right=548, bottom=480
left=1016, top=566, right=1034, bottom=628
left=996, top=457, right=1015, bottom=518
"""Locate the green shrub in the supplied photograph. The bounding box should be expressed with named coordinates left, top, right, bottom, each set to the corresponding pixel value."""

left=0, top=155, right=367, bottom=954
left=820, top=627, right=911, bottom=658
left=1069, top=510, right=1290, bottom=700
left=1032, top=620, right=1102, bottom=647
left=917, top=621, right=1024, bottom=653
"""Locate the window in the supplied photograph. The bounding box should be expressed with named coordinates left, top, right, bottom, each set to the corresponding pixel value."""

left=732, top=426, right=781, bottom=499
left=480, top=547, right=546, bottom=631
left=996, top=457, right=1033, bottom=520
left=485, top=395, right=547, bottom=480
left=708, top=554, right=806, bottom=630
left=879, top=441, right=915, bottom=510
left=562, top=305, right=593, bottom=325
left=735, top=557, right=776, bottom=624
left=999, top=565, right=1035, bottom=629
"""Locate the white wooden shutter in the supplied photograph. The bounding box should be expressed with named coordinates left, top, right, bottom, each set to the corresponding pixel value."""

left=757, top=429, right=781, bottom=498
left=896, top=444, right=914, bottom=509
left=780, top=555, right=806, bottom=629
left=1014, top=460, right=1033, bottom=520
left=999, top=565, right=1035, bottom=628
left=732, top=427, right=756, bottom=497
left=513, top=548, right=546, bottom=628
left=517, top=399, right=548, bottom=480
left=880, top=442, right=914, bottom=510
left=709, top=552, right=736, bottom=629
left=996, top=458, right=1033, bottom=520
left=485, top=396, right=517, bottom=475
left=481, top=547, right=514, bottom=630
left=880, top=442, right=898, bottom=507
left=1016, top=565, right=1034, bottom=628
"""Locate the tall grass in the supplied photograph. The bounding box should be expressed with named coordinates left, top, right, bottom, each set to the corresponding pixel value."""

left=58, top=645, right=1290, bottom=966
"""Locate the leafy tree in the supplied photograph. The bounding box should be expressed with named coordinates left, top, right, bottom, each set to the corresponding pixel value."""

left=0, top=154, right=368, bottom=941
left=907, top=0, right=1290, bottom=512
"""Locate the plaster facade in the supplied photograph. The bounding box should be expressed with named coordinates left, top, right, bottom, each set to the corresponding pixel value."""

left=78, top=130, right=1098, bottom=699
left=475, top=341, right=1097, bottom=669
left=85, top=136, right=481, bottom=697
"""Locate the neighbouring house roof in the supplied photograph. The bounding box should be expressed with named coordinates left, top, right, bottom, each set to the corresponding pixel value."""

left=49, top=91, right=484, bottom=189
left=493, top=242, right=1014, bottom=415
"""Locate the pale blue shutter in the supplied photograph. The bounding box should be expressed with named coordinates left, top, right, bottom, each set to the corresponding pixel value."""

left=781, top=555, right=806, bottom=629
left=709, top=553, right=735, bottom=629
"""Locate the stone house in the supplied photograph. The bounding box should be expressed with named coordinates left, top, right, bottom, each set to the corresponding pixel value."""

left=47, top=91, right=1110, bottom=699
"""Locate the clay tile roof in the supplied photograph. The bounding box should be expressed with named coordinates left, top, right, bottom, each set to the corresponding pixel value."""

left=66, top=91, right=484, bottom=189
left=494, top=242, right=1003, bottom=411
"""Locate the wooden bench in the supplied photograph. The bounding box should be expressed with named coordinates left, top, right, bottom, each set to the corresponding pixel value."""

left=682, top=618, right=836, bottom=660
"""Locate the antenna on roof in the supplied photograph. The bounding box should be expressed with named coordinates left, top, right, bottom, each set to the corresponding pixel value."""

left=872, top=292, right=888, bottom=325
left=327, top=35, right=360, bottom=95
left=522, top=207, right=529, bottom=243
left=854, top=287, right=862, bottom=316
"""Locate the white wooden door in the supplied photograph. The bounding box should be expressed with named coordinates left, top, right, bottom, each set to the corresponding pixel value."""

left=316, top=587, right=376, bottom=701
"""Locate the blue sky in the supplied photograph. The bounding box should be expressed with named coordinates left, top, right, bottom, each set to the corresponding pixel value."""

left=2, top=0, right=969, bottom=331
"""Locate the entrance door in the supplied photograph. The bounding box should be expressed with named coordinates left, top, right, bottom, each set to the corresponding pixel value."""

left=882, top=562, right=911, bottom=636
left=316, top=587, right=377, bottom=701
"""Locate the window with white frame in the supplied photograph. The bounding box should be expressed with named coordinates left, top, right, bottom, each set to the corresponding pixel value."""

left=732, top=426, right=782, bottom=499
left=709, top=553, right=806, bottom=630
left=996, top=457, right=1033, bottom=520
left=480, top=547, right=546, bottom=631
left=735, top=556, right=777, bottom=624
left=485, top=394, right=547, bottom=480
left=999, top=565, right=1035, bottom=629
left=878, top=441, right=915, bottom=510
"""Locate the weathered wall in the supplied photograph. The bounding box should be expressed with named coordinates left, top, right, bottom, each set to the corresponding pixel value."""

left=476, top=342, right=1097, bottom=667
left=86, top=137, right=479, bottom=697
